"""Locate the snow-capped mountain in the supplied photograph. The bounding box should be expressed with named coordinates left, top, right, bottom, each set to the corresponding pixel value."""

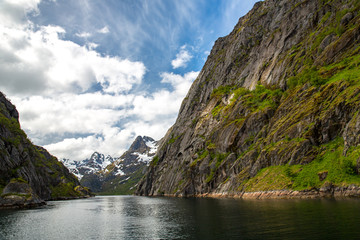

left=61, top=152, right=114, bottom=180
left=109, top=136, right=158, bottom=176
left=61, top=136, right=158, bottom=194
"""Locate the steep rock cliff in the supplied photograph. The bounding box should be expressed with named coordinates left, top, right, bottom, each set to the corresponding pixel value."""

left=0, top=92, right=91, bottom=208
left=136, top=0, right=360, bottom=197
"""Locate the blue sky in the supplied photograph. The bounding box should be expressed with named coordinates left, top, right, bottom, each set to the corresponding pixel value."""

left=0, top=0, right=258, bottom=160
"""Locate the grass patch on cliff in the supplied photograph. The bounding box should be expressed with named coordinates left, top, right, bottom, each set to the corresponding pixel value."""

left=212, top=85, right=282, bottom=119
left=244, top=138, right=360, bottom=192
left=10, top=177, right=28, bottom=184
left=285, top=1, right=360, bottom=90
left=0, top=114, right=27, bottom=147
left=172, top=179, right=186, bottom=194
left=211, top=105, right=224, bottom=117
left=211, top=85, right=234, bottom=98
left=243, top=85, right=283, bottom=111
left=243, top=165, right=295, bottom=191
left=190, top=150, right=209, bottom=167
left=100, top=169, right=144, bottom=195
left=291, top=138, right=360, bottom=190
left=1, top=192, right=32, bottom=199
left=50, top=182, right=80, bottom=199
left=0, top=115, right=26, bottom=138
left=287, top=67, right=326, bottom=89
left=324, top=54, right=360, bottom=85
left=206, top=152, right=230, bottom=183
left=150, top=155, right=159, bottom=167
left=168, top=134, right=182, bottom=144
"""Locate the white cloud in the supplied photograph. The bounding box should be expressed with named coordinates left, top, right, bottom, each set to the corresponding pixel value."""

left=13, top=93, right=133, bottom=136
left=45, top=136, right=103, bottom=161
left=161, top=71, right=198, bottom=96
left=0, top=0, right=41, bottom=27
left=131, top=71, right=198, bottom=122
left=43, top=126, right=137, bottom=161
left=76, top=31, right=92, bottom=38
left=75, top=26, right=109, bottom=39
left=171, top=46, right=193, bottom=69
left=98, top=26, right=109, bottom=34
left=87, top=42, right=98, bottom=50
left=0, top=23, right=146, bottom=96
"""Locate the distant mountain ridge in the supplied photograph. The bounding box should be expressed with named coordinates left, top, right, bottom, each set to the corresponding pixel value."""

left=61, top=136, right=157, bottom=194
left=61, top=152, right=114, bottom=180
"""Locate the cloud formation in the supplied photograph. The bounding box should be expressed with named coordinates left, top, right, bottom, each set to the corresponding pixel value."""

left=0, top=0, right=41, bottom=27
left=39, top=71, right=198, bottom=160
left=98, top=26, right=109, bottom=34
left=0, top=23, right=146, bottom=97
left=171, top=46, right=193, bottom=69
left=76, top=31, right=92, bottom=38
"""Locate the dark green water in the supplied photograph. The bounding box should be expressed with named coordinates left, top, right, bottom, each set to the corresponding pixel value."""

left=0, top=196, right=360, bottom=239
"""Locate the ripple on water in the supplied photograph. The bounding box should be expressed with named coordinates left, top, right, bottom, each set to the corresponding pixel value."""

left=0, top=196, right=360, bottom=239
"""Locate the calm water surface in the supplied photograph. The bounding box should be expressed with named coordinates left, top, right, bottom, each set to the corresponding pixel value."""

left=0, top=196, right=360, bottom=239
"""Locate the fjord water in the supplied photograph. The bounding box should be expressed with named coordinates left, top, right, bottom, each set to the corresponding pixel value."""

left=1, top=196, right=360, bottom=239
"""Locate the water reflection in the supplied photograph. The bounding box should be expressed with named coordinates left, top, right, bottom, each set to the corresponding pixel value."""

left=0, top=196, right=360, bottom=239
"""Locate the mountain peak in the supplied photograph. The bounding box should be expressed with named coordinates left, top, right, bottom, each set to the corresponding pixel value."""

left=128, top=136, right=155, bottom=153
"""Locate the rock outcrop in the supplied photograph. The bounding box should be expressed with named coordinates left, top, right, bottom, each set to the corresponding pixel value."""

left=0, top=180, right=45, bottom=208
left=136, top=0, right=360, bottom=198
left=0, top=92, right=91, bottom=208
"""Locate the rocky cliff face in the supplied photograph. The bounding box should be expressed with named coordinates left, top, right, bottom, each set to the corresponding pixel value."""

left=136, top=0, right=360, bottom=197
left=0, top=92, right=91, bottom=208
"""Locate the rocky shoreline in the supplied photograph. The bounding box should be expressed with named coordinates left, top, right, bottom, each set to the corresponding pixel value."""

left=0, top=199, right=46, bottom=210
left=162, top=185, right=360, bottom=200
left=0, top=195, right=95, bottom=210
left=0, top=182, right=94, bottom=210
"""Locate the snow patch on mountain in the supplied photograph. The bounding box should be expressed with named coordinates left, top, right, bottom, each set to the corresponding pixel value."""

left=61, top=152, right=115, bottom=180
left=132, top=139, right=158, bottom=164
left=146, top=139, right=157, bottom=155
left=114, top=167, right=125, bottom=176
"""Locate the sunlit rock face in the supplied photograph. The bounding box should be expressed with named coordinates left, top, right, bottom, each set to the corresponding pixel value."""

left=136, top=0, right=360, bottom=198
